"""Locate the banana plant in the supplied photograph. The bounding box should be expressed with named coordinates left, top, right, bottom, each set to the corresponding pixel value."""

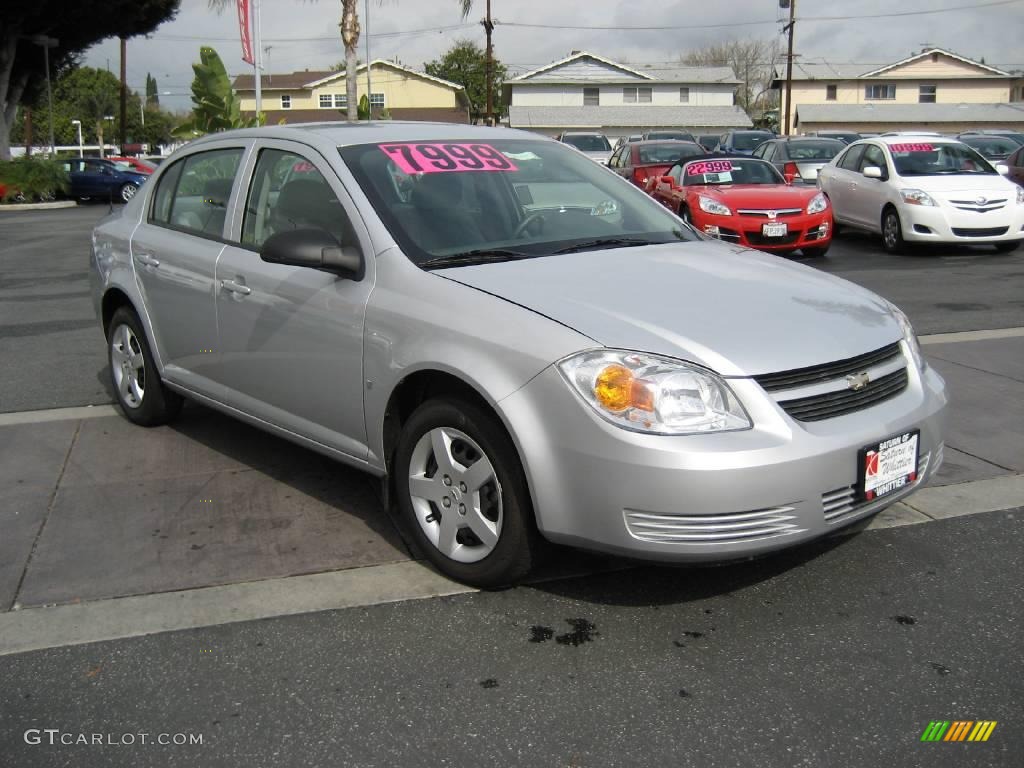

left=173, top=47, right=262, bottom=138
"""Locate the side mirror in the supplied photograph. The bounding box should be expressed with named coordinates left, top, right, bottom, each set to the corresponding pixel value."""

left=862, top=165, right=884, bottom=179
left=260, top=228, right=363, bottom=279
left=995, top=163, right=1009, bottom=176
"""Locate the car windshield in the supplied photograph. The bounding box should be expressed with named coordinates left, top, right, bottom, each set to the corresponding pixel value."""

left=821, top=132, right=861, bottom=144
left=340, top=139, right=694, bottom=265
left=786, top=140, right=844, bottom=160
left=680, top=158, right=784, bottom=185
left=561, top=134, right=611, bottom=152
left=961, top=136, right=1018, bottom=158
left=646, top=131, right=694, bottom=142
left=637, top=142, right=704, bottom=165
left=889, top=142, right=997, bottom=175
left=732, top=132, right=771, bottom=150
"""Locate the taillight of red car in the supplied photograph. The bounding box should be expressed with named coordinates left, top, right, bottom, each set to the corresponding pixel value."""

left=783, top=162, right=801, bottom=183
left=633, top=165, right=671, bottom=187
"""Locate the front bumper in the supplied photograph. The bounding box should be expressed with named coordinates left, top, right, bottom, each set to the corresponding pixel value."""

left=500, top=356, right=947, bottom=562
left=695, top=210, right=833, bottom=251
left=899, top=201, right=1024, bottom=243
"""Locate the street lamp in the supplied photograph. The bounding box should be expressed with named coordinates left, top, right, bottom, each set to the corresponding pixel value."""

left=71, top=119, right=83, bottom=157
left=31, top=35, right=59, bottom=156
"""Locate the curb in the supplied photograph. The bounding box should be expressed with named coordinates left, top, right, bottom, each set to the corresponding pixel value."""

left=0, top=200, right=77, bottom=212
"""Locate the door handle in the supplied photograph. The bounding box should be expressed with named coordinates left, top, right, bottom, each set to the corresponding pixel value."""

left=135, top=252, right=160, bottom=268
left=221, top=279, right=251, bottom=296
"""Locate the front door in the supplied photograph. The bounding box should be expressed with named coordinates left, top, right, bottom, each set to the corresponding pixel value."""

left=131, top=145, right=246, bottom=396
left=851, top=144, right=890, bottom=230
left=212, top=141, right=374, bottom=460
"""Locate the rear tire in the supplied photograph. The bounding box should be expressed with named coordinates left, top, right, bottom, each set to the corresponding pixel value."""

left=394, top=398, right=540, bottom=588
left=107, top=306, right=183, bottom=426
left=119, top=183, right=138, bottom=203
left=994, top=241, right=1020, bottom=253
left=881, top=208, right=906, bottom=254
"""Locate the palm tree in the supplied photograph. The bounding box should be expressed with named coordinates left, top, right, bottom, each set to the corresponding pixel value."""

left=210, top=1, right=477, bottom=124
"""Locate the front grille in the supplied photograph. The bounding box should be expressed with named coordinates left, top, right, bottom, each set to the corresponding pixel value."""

left=624, top=506, right=802, bottom=544
left=949, top=198, right=1007, bottom=213
left=776, top=368, right=908, bottom=422
left=746, top=230, right=802, bottom=246
left=736, top=208, right=803, bottom=218
left=951, top=226, right=1009, bottom=237
left=754, top=342, right=901, bottom=393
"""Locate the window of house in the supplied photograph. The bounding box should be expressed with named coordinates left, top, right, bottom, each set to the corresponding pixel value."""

left=623, top=87, right=652, bottom=104
left=1013, top=86, right=1024, bottom=102
left=679, top=87, right=690, bottom=103
left=319, top=94, right=332, bottom=108
left=281, top=94, right=291, bottom=109
left=864, top=84, right=895, bottom=100
left=826, top=84, right=837, bottom=101
left=919, top=84, right=937, bottom=103
left=370, top=92, right=385, bottom=107
left=583, top=87, right=600, bottom=106
left=334, top=94, right=347, bottom=108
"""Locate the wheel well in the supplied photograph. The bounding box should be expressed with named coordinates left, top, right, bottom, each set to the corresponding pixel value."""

left=382, top=370, right=494, bottom=472
left=101, top=288, right=134, bottom=339
left=881, top=203, right=898, bottom=228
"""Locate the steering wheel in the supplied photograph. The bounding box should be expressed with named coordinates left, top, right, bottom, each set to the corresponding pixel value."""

left=513, top=211, right=546, bottom=239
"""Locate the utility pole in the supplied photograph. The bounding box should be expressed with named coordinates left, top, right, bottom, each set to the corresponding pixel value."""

left=119, top=37, right=127, bottom=152
left=31, top=36, right=58, bottom=156
left=483, top=0, right=494, bottom=125
left=254, top=0, right=263, bottom=117
left=365, top=0, right=372, bottom=119
left=783, top=0, right=796, bottom=135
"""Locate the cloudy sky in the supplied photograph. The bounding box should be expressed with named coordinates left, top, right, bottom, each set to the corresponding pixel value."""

left=83, top=0, right=1024, bottom=112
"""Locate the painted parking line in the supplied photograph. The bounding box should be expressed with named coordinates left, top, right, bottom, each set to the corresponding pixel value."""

left=0, top=473, right=1019, bottom=657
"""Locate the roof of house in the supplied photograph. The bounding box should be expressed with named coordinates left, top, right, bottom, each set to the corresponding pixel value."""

left=507, top=104, right=753, bottom=129
left=243, top=107, right=470, bottom=125
left=508, top=51, right=740, bottom=85
left=233, top=60, right=465, bottom=92
left=774, top=48, right=1015, bottom=83
left=796, top=102, right=1024, bottom=124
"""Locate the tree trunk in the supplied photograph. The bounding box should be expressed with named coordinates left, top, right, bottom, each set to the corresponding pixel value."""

left=340, top=0, right=359, bottom=124
left=0, top=31, right=20, bottom=161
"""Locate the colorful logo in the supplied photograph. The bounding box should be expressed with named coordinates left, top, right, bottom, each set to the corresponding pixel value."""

left=920, top=721, right=997, bottom=742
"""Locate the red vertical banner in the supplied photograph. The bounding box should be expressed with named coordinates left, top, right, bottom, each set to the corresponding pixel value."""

left=237, top=0, right=254, bottom=64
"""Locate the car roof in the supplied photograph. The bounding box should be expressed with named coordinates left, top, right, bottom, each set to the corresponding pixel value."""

left=874, top=134, right=959, bottom=146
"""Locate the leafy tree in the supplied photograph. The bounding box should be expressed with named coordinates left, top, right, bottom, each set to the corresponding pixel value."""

left=425, top=40, right=507, bottom=121
left=0, top=0, right=180, bottom=159
left=173, top=47, right=260, bottom=138
left=679, top=37, right=779, bottom=116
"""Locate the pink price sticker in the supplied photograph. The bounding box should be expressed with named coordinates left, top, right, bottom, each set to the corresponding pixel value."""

left=889, top=143, right=934, bottom=152
left=686, top=160, right=733, bottom=175
left=379, top=143, right=517, bottom=174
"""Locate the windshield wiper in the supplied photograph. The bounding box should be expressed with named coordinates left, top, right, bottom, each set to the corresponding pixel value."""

left=420, top=249, right=534, bottom=270
left=553, top=236, right=672, bottom=255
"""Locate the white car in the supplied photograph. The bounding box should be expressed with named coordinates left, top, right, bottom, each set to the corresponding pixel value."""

left=557, top=131, right=613, bottom=165
left=818, top=135, right=1024, bottom=253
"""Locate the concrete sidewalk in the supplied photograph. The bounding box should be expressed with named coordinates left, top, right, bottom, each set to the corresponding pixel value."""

left=1, top=332, right=1021, bottom=621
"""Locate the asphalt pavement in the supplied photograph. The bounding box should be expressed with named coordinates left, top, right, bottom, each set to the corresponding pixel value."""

left=1, top=206, right=1022, bottom=766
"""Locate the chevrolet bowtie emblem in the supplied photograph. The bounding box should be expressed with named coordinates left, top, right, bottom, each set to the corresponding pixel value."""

left=847, top=372, right=871, bottom=391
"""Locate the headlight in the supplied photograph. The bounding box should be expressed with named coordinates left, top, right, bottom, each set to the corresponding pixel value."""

left=698, top=196, right=732, bottom=216
left=899, top=189, right=937, bottom=206
left=806, top=191, right=828, bottom=215
left=890, top=305, right=926, bottom=372
left=1016, top=185, right=1024, bottom=205
left=557, top=350, right=751, bottom=435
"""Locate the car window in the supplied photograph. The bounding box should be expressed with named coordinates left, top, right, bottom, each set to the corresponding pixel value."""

left=561, top=134, right=611, bottom=152
left=645, top=131, right=694, bottom=142
left=860, top=145, right=888, bottom=173
left=151, top=160, right=185, bottom=225
left=682, top=158, right=784, bottom=186
left=242, top=149, right=354, bottom=250
left=156, top=148, right=243, bottom=238
left=890, top=142, right=996, bottom=176
left=758, top=143, right=775, bottom=161
left=637, top=143, right=702, bottom=165
left=340, top=139, right=694, bottom=264
left=787, top=140, right=844, bottom=160
left=837, top=145, right=866, bottom=171
left=731, top=132, right=771, bottom=150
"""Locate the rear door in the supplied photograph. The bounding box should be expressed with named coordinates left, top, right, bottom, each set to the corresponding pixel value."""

left=210, top=140, right=375, bottom=460
left=130, top=143, right=246, bottom=396
left=821, top=144, right=865, bottom=225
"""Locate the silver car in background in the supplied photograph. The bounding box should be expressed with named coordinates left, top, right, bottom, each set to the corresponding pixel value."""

left=90, top=123, right=948, bottom=587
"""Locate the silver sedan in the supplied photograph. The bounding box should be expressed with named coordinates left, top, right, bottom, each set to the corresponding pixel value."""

left=90, top=123, right=948, bottom=587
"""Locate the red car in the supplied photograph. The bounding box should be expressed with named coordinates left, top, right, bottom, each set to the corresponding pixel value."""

left=106, top=156, right=157, bottom=175
left=607, top=140, right=705, bottom=188
left=646, top=156, right=833, bottom=257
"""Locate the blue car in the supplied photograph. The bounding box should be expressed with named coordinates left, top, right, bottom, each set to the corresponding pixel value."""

left=63, top=158, right=147, bottom=203
left=714, top=130, right=775, bottom=156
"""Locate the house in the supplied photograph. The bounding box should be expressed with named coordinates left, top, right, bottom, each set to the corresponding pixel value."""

left=232, top=60, right=470, bottom=124
left=503, top=51, right=752, bottom=138
left=773, top=47, right=1024, bottom=134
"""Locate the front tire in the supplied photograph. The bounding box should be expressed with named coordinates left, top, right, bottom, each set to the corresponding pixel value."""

left=994, top=241, right=1020, bottom=253
left=394, top=398, right=539, bottom=588
left=881, top=208, right=906, bottom=254
left=119, top=183, right=138, bottom=203
left=107, top=306, right=183, bottom=426
left=802, top=243, right=831, bottom=258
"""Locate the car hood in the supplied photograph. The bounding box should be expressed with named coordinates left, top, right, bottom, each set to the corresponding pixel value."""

left=441, top=242, right=902, bottom=377
left=896, top=173, right=1016, bottom=195
left=693, top=184, right=817, bottom=207
left=582, top=151, right=612, bottom=163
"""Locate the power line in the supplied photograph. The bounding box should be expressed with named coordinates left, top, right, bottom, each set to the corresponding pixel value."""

left=149, top=23, right=474, bottom=44
left=496, top=0, right=1023, bottom=31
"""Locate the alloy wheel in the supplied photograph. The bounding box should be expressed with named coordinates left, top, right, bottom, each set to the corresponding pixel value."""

left=121, top=184, right=137, bottom=202
left=110, top=323, right=146, bottom=408
left=883, top=213, right=899, bottom=250
left=408, top=426, right=503, bottom=563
